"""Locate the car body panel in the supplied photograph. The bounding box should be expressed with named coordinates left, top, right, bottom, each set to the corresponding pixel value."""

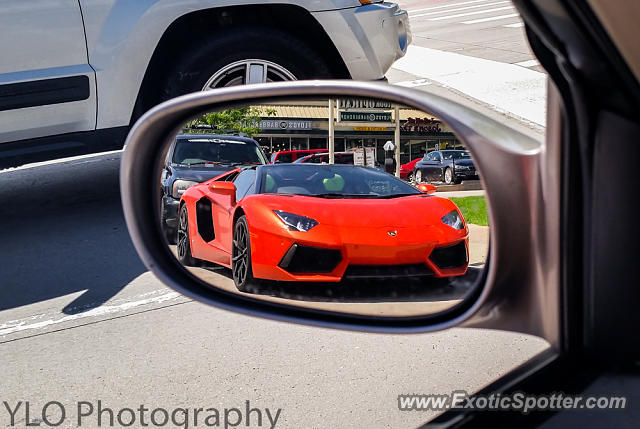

left=400, top=157, right=420, bottom=179
left=0, top=1, right=96, bottom=143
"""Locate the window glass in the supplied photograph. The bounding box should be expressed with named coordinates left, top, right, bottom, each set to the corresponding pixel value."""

left=233, top=169, right=256, bottom=201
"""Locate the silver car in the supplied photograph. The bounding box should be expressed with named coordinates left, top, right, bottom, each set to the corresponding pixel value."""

left=0, top=0, right=410, bottom=168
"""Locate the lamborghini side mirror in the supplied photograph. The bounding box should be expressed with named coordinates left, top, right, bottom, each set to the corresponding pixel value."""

left=417, top=184, right=436, bottom=194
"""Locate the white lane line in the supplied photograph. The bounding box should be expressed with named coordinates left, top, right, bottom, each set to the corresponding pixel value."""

left=503, top=22, right=524, bottom=28
left=391, top=45, right=546, bottom=126
left=0, top=289, right=183, bottom=336
left=394, top=79, right=433, bottom=88
left=408, top=0, right=491, bottom=14
left=428, top=6, right=514, bottom=21
left=410, top=1, right=509, bottom=18
left=515, top=59, right=540, bottom=68
left=462, top=13, right=519, bottom=24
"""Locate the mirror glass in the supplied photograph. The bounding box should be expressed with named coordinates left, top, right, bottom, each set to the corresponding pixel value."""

left=158, top=98, right=488, bottom=317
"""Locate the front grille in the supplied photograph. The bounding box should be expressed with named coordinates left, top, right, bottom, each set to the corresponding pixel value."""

left=278, top=244, right=342, bottom=273
left=343, top=264, right=433, bottom=279
left=429, top=241, right=468, bottom=269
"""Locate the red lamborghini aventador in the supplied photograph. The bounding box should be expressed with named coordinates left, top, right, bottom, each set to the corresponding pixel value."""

left=177, top=164, right=469, bottom=292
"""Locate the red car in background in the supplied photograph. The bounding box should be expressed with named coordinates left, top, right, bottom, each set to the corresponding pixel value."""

left=269, top=149, right=327, bottom=164
left=400, top=158, right=421, bottom=181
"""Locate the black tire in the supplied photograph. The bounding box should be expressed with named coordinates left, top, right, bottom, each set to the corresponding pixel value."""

left=164, top=227, right=177, bottom=245
left=232, top=215, right=259, bottom=293
left=176, top=204, right=196, bottom=266
left=443, top=167, right=454, bottom=185
left=160, top=27, right=333, bottom=99
left=408, top=171, right=415, bottom=184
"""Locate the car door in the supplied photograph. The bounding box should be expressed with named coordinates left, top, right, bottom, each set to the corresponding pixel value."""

left=210, top=169, right=256, bottom=253
left=0, top=0, right=96, bottom=145
left=419, top=151, right=439, bottom=181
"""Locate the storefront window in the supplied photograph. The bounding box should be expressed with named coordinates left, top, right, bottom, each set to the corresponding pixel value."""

left=271, top=137, right=290, bottom=152
left=255, top=137, right=271, bottom=155
left=309, top=138, right=327, bottom=150
left=291, top=137, right=308, bottom=151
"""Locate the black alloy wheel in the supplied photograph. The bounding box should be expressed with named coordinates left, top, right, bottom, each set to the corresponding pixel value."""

left=232, top=215, right=258, bottom=293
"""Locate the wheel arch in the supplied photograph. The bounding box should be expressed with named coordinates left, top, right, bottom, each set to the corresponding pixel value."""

left=130, top=4, right=351, bottom=125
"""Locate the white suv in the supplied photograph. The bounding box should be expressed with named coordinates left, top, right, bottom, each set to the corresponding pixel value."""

left=0, top=0, right=410, bottom=168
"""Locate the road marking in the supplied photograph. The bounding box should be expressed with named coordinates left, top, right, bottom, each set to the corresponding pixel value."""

left=408, top=0, right=491, bottom=14
left=410, top=1, right=509, bottom=18
left=394, top=79, right=433, bottom=88
left=462, top=13, right=519, bottom=24
left=515, top=59, right=540, bottom=68
left=428, top=6, right=514, bottom=21
left=0, top=289, right=183, bottom=336
left=503, top=22, right=525, bottom=28
left=391, top=45, right=546, bottom=126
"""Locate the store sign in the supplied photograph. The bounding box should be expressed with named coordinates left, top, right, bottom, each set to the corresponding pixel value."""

left=340, top=98, right=392, bottom=109
left=353, top=126, right=388, bottom=132
left=400, top=117, right=441, bottom=133
left=340, top=111, right=392, bottom=122
left=353, top=147, right=376, bottom=167
left=259, top=119, right=312, bottom=130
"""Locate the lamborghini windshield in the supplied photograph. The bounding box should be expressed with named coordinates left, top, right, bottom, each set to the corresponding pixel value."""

left=258, top=164, right=421, bottom=198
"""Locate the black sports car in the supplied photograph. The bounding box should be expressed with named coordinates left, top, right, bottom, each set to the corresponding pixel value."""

left=413, top=150, right=478, bottom=185
left=160, top=134, right=267, bottom=243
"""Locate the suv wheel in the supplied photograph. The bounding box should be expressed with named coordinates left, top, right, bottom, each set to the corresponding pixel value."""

left=161, top=27, right=332, bottom=97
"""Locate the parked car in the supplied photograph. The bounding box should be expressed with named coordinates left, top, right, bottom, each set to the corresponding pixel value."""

left=161, top=134, right=267, bottom=243
left=295, top=151, right=384, bottom=170
left=400, top=157, right=422, bottom=181
left=414, top=150, right=478, bottom=185
left=270, top=149, right=328, bottom=164
left=0, top=1, right=410, bottom=168
left=177, top=164, right=468, bottom=292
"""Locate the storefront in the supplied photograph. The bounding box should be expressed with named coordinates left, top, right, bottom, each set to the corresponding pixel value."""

left=252, top=100, right=463, bottom=165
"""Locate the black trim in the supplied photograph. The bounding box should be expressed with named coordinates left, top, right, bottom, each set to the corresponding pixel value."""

left=0, top=127, right=129, bottom=169
left=0, top=75, right=90, bottom=112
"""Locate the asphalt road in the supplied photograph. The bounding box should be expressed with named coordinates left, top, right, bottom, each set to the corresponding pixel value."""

left=1, top=3, right=549, bottom=428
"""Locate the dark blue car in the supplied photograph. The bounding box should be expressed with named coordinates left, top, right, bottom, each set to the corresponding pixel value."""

left=413, top=150, right=477, bottom=185
left=160, top=134, right=267, bottom=243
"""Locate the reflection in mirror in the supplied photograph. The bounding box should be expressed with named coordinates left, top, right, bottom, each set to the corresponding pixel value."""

left=158, top=98, right=488, bottom=317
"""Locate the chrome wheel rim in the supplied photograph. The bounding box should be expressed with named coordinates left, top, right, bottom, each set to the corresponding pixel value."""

left=177, top=206, right=189, bottom=260
left=445, top=168, right=452, bottom=184
left=232, top=221, right=249, bottom=286
left=415, top=170, right=422, bottom=184
left=202, top=59, right=297, bottom=89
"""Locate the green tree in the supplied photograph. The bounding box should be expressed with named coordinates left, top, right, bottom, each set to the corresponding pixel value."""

left=187, top=106, right=276, bottom=137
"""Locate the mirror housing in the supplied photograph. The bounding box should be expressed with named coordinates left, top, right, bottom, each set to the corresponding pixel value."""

left=209, top=181, right=236, bottom=205
left=120, top=80, right=553, bottom=338
left=417, top=183, right=437, bottom=194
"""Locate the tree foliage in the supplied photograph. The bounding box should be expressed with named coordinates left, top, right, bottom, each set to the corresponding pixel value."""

left=186, top=106, right=277, bottom=137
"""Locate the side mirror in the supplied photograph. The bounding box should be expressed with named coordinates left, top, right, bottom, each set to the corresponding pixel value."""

left=120, top=80, right=543, bottom=335
left=209, top=181, right=236, bottom=205
left=417, top=183, right=437, bottom=194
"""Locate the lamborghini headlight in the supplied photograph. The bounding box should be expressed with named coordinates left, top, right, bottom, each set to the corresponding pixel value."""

left=172, top=180, right=199, bottom=198
left=441, top=210, right=464, bottom=230
left=274, top=210, right=318, bottom=232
